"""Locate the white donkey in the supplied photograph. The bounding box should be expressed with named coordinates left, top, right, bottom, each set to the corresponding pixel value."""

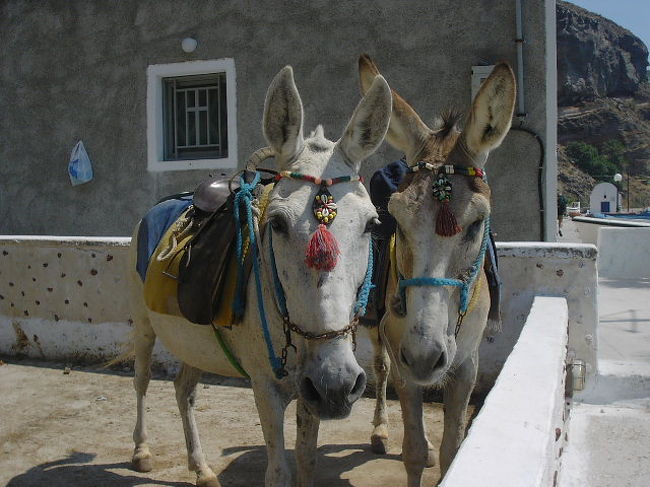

left=358, top=55, right=516, bottom=486
left=128, top=66, right=391, bottom=487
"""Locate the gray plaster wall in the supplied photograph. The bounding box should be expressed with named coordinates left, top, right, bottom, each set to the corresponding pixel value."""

left=0, top=0, right=553, bottom=240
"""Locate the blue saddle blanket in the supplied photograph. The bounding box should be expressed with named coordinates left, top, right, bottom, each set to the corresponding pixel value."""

left=136, top=196, right=193, bottom=281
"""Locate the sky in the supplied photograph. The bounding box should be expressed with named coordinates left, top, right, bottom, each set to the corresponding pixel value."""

left=568, top=0, right=650, bottom=58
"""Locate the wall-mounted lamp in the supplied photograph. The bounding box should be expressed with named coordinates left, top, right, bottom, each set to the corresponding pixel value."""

left=181, top=37, right=198, bottom=53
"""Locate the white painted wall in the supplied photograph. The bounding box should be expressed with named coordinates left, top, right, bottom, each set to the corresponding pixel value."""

left=571, top=218, right=650, bottom=279
left=441, top=297, right=569, bottom=487
left=480, top=242, right=597, bottom=397
left=0, top=238, right=598, bottom=395
left=597, top=227, right=650, bottom=279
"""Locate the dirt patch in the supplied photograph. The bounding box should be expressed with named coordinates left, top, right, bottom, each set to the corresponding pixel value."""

left=0, top=359, right=457, bottom=487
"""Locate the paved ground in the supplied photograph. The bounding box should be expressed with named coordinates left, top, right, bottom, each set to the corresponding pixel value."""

left=558, top=219, right=650, bottom=487
left=0, top=360, right=453, bottom=487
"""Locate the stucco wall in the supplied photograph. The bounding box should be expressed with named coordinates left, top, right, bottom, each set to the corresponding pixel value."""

left=0, top=237, right=597, bottom=396
left=478, top=242, right=598, bottom=397
left=0, top=0, right=553, bottom=241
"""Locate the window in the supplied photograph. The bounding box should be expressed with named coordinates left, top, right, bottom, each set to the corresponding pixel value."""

left=147, top=59, right=237, bottom=171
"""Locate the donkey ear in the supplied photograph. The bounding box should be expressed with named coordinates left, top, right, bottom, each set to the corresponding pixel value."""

left=359, top=54, right=431, bottom=159
left=263, top=66, right=304, bottom=165
left=338, top=74, right=392, bottom=170
left=460, top=63, right=516, bottom=163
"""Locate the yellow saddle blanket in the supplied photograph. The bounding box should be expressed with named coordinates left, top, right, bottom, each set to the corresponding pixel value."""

left=143, top=183, right=273, bottom=326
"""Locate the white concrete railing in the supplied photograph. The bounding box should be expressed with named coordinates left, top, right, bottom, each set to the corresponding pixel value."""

left=0, top=237, right=598, bottom=393
left=441, top=296, right=569, bottom=487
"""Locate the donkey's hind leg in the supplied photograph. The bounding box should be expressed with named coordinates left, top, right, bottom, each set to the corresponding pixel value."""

left=174, top=363, right=219, bottom=487
left=132, top=316, right=156, bottom=472
left=370, top=327, right=391, bottom=454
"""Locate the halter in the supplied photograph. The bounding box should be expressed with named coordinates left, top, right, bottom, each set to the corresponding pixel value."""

left=233, top=170, right=374, bottom=379
left=395, top=161, right=489, bottom=337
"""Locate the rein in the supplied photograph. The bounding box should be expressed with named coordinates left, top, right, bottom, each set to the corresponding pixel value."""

left=233, top=170, right=374, bottom=379
left=395, top=161, right=489, bottom=337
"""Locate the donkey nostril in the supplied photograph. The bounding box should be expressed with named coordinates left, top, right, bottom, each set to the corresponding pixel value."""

left=433, top=351, right=446, bottom=371
left=301, top=377, right=320, bottom=403
left=349, top=372, right=366, bottom=397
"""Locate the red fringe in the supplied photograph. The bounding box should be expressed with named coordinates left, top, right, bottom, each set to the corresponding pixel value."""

left=305, top=224, right=340, bottom=271
left=436, top=201, right=462, bottom=236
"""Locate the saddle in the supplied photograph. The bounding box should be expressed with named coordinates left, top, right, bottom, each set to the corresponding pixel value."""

left=142, top=172, right=272, bottom=326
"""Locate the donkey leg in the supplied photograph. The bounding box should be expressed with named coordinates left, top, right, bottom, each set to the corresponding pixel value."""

left=132, top=318, right=156, bottom=473
left=439, top=352, right=479, bottom=477
left=174, top=363, right=219, bottom=487
left=295, top=397, right=320, bottom=487
left=252, top=381, right=292, bottom=487
left=370, top=329, right=391, bottom=454
left=396, top=378, right=428, bottom=487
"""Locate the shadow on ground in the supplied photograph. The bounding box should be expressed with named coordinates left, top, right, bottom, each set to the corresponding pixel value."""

left=4, top=452, right=192, bottom=487
left=5, top=445, right=404, bottom=487
left=219, top=443, right=403, bottom=487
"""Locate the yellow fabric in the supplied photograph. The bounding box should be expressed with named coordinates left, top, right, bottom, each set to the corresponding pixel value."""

left=143, top=183, right=275, bottom=325
left=143, top=208, right=193, bottom=316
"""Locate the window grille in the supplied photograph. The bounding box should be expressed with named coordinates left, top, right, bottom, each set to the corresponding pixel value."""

left=163, top=73, right=228, bottom=161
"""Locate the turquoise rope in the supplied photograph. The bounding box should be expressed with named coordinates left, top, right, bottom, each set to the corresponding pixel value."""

left=232, top=173, right=285, bottom=379
left=354, top=239, right=375, bottom=315
left=398, top=217, right=491, bottom=315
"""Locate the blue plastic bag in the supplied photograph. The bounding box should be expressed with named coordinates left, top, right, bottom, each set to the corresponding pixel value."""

left=68, top=140, right=93, bottom=186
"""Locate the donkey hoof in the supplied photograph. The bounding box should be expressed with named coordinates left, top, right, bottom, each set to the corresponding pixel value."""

left=370, top=425, right=389, bottom=454
left=132, top=454, right=153, bottom=473
left=197, top=472, right=220, bottom=487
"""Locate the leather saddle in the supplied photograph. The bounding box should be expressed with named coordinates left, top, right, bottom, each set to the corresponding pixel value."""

left=176, top=175, right=242, bottom=325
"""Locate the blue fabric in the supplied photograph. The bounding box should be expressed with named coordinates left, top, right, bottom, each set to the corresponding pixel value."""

left=136, top=196, right=193, bottom=281
left=369, top=159, right=408, bottom=239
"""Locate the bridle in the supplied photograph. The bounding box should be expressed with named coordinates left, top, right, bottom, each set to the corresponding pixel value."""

left=394, top=161, right=490, bottom=337
left=233, top=166, right=374, bottom=379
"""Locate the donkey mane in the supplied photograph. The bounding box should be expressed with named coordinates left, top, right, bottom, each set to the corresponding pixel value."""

left=432, top=109, right=462, bottom=139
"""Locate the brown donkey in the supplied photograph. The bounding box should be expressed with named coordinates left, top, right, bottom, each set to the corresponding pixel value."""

left=359, top=54, right=516, bottom=486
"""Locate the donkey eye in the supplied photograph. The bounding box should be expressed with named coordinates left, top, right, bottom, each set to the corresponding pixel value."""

left=269, top=215, right=288, bottom=235
left=464, top=219, right=484, bottom=241
left=364, top=217, right=381, bottom=234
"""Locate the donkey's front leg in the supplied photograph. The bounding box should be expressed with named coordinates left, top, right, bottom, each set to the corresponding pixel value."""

left=295, top=397, right=320, bottom=487
left=174, top=363, right=219, bottom=487
left=439, top=352, right=479, bottom=477
left=395, top=377, right=428, bottom=487
left=370, top=328, right=391, bottom=454
left=252, top=380, right=292, bottom=487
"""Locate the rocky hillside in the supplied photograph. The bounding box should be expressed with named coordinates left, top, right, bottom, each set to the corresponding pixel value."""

left=557, top=1, right=650, bottom=209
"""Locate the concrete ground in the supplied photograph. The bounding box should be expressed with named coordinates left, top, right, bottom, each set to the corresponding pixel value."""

left=558, top=219, right=650, bottom=487
left=0, top=360, right=452, bottom=487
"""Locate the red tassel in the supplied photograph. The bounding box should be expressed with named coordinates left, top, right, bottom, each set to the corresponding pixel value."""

left=436, top=201, right=462, bottom=236
left=305, top=224, right=340, bottom=271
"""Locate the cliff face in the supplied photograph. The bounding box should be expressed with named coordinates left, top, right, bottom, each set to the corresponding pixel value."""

left=557, top=1, right=650, bottom=208
left=557, top=1, right=648, bottom=106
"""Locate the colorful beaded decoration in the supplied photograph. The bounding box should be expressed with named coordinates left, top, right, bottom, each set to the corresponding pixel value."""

left=274, top=171, right=363, bottom=271
left=313, top=188, right=337, bottom=224
left=408, top=162, right=485, bottom=237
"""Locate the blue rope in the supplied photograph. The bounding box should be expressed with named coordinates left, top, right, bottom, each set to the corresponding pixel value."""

left=354, top=239, right=375, bottom=315
left=398, top=217, right=491, bottom=315
left=268, top=228, right=289, bottom=318
left=232, top=172, right=260, bottom=319
left=232, top=173, right=284, bottom=378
